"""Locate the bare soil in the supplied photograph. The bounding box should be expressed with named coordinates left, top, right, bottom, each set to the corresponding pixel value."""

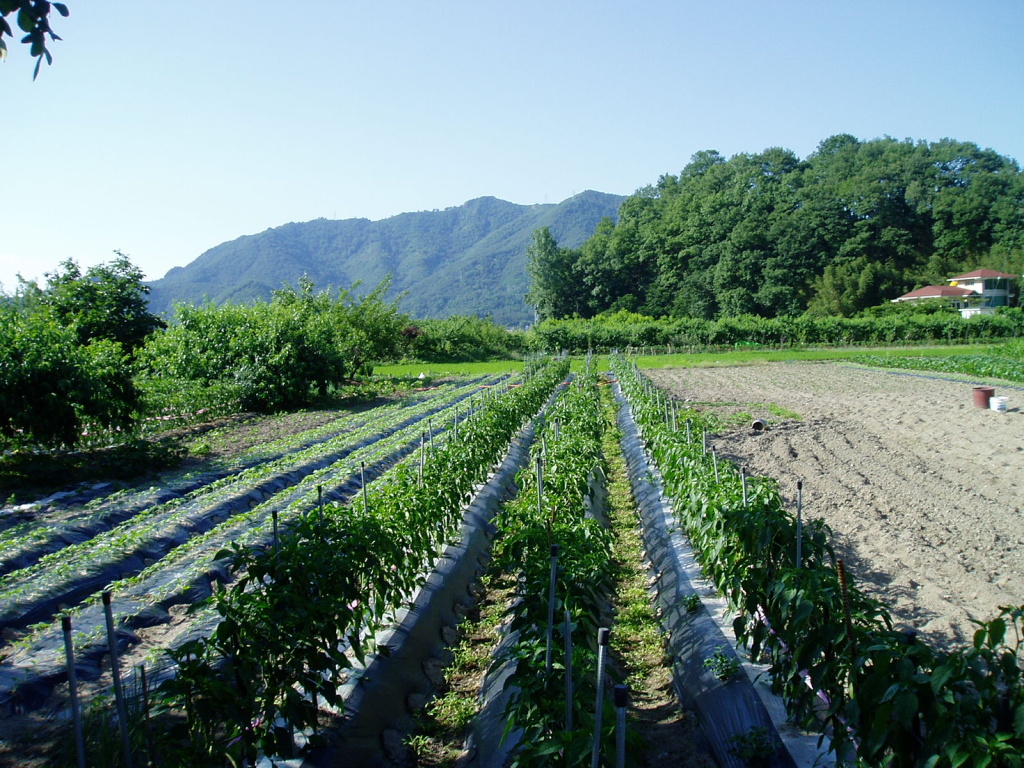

left=648, top=362, right=1024, bottom=651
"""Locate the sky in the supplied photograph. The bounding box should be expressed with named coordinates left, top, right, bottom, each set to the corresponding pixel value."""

left=2, top=0, right=1023, bottom=291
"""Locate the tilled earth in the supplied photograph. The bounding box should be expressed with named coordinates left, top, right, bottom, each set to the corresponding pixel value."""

left=647, top=361, right=1024, bottom=651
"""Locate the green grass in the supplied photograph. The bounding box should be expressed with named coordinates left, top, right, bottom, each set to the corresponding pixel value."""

left=627, top=342, right=1007, bottom=369
left=377, top=344, right=1011, bottom=379
left=374, top=360, right=524, bottom=378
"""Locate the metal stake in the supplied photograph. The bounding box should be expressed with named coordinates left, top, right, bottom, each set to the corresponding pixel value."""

left=103, top=592, right=133, bottom=768
left=614, top=685, right=629, bottom=768
left=140, top=664, right=155, bottom=768
left=796, top=480, right=804, bottom=568
left=62, top=616, right=86, bottom=768
left=361, top=461, right=368, bottom=514
left=564, top=609, right=574, bottom=731
left=545, top=544, right=559, bottom=675
left=591, top=627, right=611, bottom=768
left=419, top=432, right=425, bottom=487
left=272, top=510, right=280, bottom=560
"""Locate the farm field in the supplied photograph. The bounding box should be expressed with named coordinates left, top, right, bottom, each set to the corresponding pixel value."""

left=647, top=361, right=1024, bottom=651
left=0, top=374, right=517, bottom=765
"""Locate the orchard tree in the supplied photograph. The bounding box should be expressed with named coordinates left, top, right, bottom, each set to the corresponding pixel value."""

left=27, top=252, right=166, bottom=354
left=0, top=0, right=69, bottom=78
left=0, top=304, right=139, bottom=449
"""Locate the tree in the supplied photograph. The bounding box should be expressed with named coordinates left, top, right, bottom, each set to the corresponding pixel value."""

left=0, top=0, right=69, bottom=78
left=27, top=253, right=166, bottom=354
left=524, top=227, right=585, bottom=321
left=0, top=303, right=139, bottom=449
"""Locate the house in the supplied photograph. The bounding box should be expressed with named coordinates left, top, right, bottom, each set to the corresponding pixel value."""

left=892, top=268, right=1017, bottom=317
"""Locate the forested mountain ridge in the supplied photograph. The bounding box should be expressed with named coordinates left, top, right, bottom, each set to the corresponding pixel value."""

left=527, top=135, right=1024, bottom=320
left=146, top=191, right=625, bottom=325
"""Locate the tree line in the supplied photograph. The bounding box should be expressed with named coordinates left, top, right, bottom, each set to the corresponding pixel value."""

left=527, top=135, right=1024, bottom=320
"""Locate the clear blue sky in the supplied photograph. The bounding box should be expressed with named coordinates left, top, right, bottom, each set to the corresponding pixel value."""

left=2, top=0, right=1022, bottom=291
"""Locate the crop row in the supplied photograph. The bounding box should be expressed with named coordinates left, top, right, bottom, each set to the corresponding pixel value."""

left=851, top=351, right=1024, bottom=384
left=0, top=376, right=497, bottom=581
left=489, top=371, right=634, bottom=765
left=0, top=377, right=503, bottom=637
left=129, top=359, right=572, bottom=765
left=0, top=377, right=525, bottom=719
left=612, top=354, right=1024, bottom=768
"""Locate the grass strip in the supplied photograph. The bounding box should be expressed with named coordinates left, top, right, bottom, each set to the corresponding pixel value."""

left=599, top=380, right=716, bottom=768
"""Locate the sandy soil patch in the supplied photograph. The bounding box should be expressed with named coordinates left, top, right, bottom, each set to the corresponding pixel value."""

left=648, top=362, right=1024, bottom=651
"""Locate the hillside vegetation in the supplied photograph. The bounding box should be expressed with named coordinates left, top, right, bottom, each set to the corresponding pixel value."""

left=146, top=191, right=625, bottom=326
left=527, top=135, right=1024, bottom=320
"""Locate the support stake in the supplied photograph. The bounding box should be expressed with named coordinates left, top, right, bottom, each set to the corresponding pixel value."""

left=103, top=592, right=133, bottom=768
left=796, top=480, right=804, bottom=569
left=564, top=609, right=574, bottom=731
left=62, top=616, right=86, bottom=768
left=361, top=461, right=368, bottom=515
left=545, top=544, right=559, bottom=675
left=592, top=627, right=611, bottom=768
left=614, top=685, right=629, bottom=768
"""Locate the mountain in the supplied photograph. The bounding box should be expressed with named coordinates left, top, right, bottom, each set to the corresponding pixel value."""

left=146, top=191, right=625, bottom=326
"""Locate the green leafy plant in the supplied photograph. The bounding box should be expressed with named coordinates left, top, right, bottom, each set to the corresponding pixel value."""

left=727, top=726, right=777, bottom=767
left=703, top=646, right=741, bottom=681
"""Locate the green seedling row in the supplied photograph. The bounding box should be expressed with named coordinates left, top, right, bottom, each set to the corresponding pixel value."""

left=0, top=377, right=503, bottom=635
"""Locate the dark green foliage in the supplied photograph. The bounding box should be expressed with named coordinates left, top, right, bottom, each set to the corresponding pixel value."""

left=146, top=192, right=626, bottom=326
left=399, top=315, right=526, bottom=362
left=26, top=253, right=166, bottom=353
left=540, top=136, right=1024, bottom=320
left=0, top=303, right=139, bottom=450
left=139, top=277, right=407, bottom=411
left=0, top=0, right=69, bottom=77
left=853, top=338, right=1024, bottom=382
left=528, top=308, right=1024, bottom=353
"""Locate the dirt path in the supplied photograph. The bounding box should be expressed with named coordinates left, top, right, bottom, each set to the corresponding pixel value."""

left=647, top=362, right=1024, bottom=651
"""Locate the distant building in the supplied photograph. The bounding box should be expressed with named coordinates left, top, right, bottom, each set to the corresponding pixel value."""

left=892, top=268, right=1017, bottom=317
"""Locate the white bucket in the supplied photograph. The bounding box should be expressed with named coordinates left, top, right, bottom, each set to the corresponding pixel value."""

left=990, top=396, right=1009, bottom=412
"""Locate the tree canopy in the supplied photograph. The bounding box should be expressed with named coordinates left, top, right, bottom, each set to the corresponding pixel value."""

left=526, top=136, right=1024, bottom=320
